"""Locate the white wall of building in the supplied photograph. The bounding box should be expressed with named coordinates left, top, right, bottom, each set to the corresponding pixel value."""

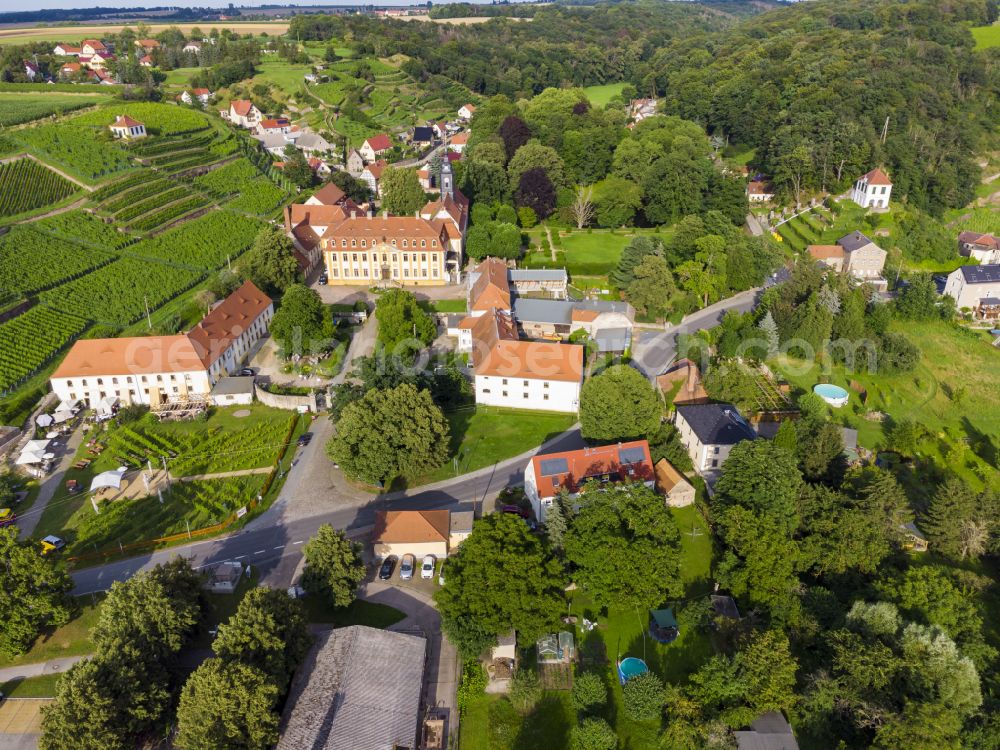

left=51, top=369, right=212, bottom=409
left=475, top=375, right=579, bottom=413
left=943, top=270, right=999, bottom=310
left=852, top=180, right=892, bottom=209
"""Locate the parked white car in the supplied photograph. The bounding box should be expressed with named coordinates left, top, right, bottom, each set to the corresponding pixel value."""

left=421, top=554, right=435, bottom=579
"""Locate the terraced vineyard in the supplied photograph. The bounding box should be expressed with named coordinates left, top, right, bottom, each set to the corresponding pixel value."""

left=32, top=211, right=135, bottom=249
left=0, top=92, right=111, bottom=127
left=0, top=158, right=78, bottom=218
left=13, top=121, right=135, bottom=181
left=127, top=210, right=264, bottom=269
left=71, top=102, right=210, bottom=136
left=224, top=179, right=287, bottom=214
left=40, top=257, right=202, bottom=326
left=193, top=158, right=260, bottom=196
left=0, top=307, right=88, bottom=393
left=0, top=226, right=115, bottom=295
left=128, top=195, right=211, bottom=233
left=775, top=205, right=840, bottom=251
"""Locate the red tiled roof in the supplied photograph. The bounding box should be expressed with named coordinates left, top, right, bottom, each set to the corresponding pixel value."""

left=310, top=182, right=347, bottom=206
left=807, top=244, right=845, bottom=260
left=230, top=99, right=255, bottom=117
left=747, top=180, right=772, bottom=195
left=364, top=160, right=388, bottom=179
left=373, top=510, right=450, bottom=543
left=529, top=440, right=654, bottom=499
left=259, top=117, right=290, bottom=129
left=192, top=88, right=210, bottom=96
left=861, top=168, right=892, bottom=186
left=53, top=336, right=205, bottom=378
left=959, top=231, right=999, bottom=249
left=186, top=280, right=272, bottom=366
left=111, top=115, right=143, bottom=128
left=364, top=133, right=392, bottom=152
left=469, top=258, right=511, bottom=312
left=449, top=132, right=468, bottom=145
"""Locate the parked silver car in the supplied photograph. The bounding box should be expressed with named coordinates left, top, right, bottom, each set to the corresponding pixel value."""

left=399, top=554, right=415, bottom=580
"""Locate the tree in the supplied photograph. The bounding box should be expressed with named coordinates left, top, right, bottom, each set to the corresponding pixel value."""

left=39, top=657, right=132, bottom=750
left=375, top=289, right=437, bottom=352
left=508, top=141, right=568, bottom=190
left=0, top=527, right=72, bottom=658
left=460, top=159, right=509, bottom=205
left=622, top=671, right=664, bottom=721
left=758, top=311, right=779, bottom=357
left=772, top=143, right=812, bottom=207
left=509, top=668, right=542, bottom=714
left=579, top=365, right=661, bottom=441
left=571, top=717, right=618, bottom=750
left=626, top=254, right=676, bottom=319
left=593, top=176, right=642, bottom=228
left=175, top=659, right=280, bottom=750
left=611, top=236, right=662, bottom=288
left=325, top=169, right=371, bottom=203
left=572, top=671, right=608, bottom=714
left=466, top=221, right=521, bottom=261
left=241, top=225, right=300, bottom=295
left=213, top=587, right=311, bottom=690
left=435, top=513, right=565, bottom=656
left=269, top=283, right=335, bottom=358
left=517, top=206, right=537, bottom=228
left=281, top=144, right=314, bottom=188
left=543, top=491, right=570, bottom=551
left=301, top=524, right=365, bottom=607
left=921, top=476, right=981, bottom=559
left=327, top=384, right=450, bottom=485
left=515, top=167, right=556, bottom=219
left=564, top=484, right=681, bottom=611
left=499, top=115, right=531, bottom=160
left=734, top=630, right=798, bottom=716
left=572, top=185, right=595, bottom=229
left=895, top=274, right=940, bottom=320
left=380, top=166, right=427, bottom=216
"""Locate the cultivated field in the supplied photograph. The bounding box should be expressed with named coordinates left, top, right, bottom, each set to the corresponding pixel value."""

left=0, top=21, right=289, bottom=45
left=0, top=92, right=110, bottom=127
left=971, top=24, right=1000, bottom=49
left=397, top=14, right=531, bottom=24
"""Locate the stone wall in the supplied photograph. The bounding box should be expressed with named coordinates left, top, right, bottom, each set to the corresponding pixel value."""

left=254, top=384, right=318, bottom=413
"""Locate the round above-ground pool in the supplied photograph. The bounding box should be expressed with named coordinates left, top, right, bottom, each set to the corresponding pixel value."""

left=617, top=657, right=649, bottom=685
left=814, top=383, right=850, bottom=407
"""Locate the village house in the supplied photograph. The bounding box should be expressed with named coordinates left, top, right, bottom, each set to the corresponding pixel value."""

left=628, top=98, right=658, bottom=124
left=295, top=132, right=333, bottom=158
left=735, top=712, right=799, bottom=750
left=808, top=231, right=886, bottom=281
left=958, top=231, right=1000, bottom=265
left=284, top=185, right=361, bottom=273
left=346, top=148, right=364, bottom=174
left=134, top=39, right=159, bottom=53
left=180, top=88, right=213, bottom=106
left=53, top=43, right=82, bottom=56
left=747, top=180, right=775, bottom=202
left=851, top=168, right=893, bottom=210
left=458, top=103, right=477, bottom=121
left=417, top=166, right=433, bottom=190
left=50, top=281, right=273, bottom=410
left=359, top=133, right=392, bottom=163
left=59, top=62, right=81, bottom=78
left=80, top=39, right=108, bottom=56
left=371, top=509, right=471, bottom=559
left=84, top=51, right=116, bottom=70
left=942, top=264, right=1000, bottom=319
left=182, top=41, right=202, bottom=53
left=360, top=159, right=388, bottom=196
left=255, top=117, right=292, bottom=136
left=449, top=131, right=469, bottom=154
left=411, top=126, right=434, bottom=146
left=108, top=115, right=146, bottom=139
left=307, top=157, right=331, bottom=177
left=524, top=441, right=654, bottom=521
left=23, top=60, right=39, bottom=80
left=655, top=458, right=696, bottom=507
left=674, top=402, right=757, bottom=476
left=225, top=99, right=262, bottom=128
left=139, top=55, right=154, bottom=67
left=431, top=121, right=449, bottom=139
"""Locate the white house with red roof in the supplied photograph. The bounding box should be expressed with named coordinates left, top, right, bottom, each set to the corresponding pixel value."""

left=448, top=131, right=469, bottom=154
left=958, top=231, right=1000, bottom=265
left=134, top=39, right=159, bottom=53
left=49, top=281, right=273, bottom=410
left=360, top=160, right=388, bottom=196
left=851, top=168, right=892, bottom=210
left=226, top=99, right=262, bottom=128
left=80, top=39, right=108, bottom=56
left=109, top=115, right=146, bottom=139
left=139, top=55, right=154, bottom=67
left=525, top=440, right=655, bottom=520
left=255, top=117, right=292, bottom=136
left=747, top=179, right=774, bottom=202
left=458, top=103, right=476, bottom=121
left=359, top=133, right=392, bottom=163
left=53, top=43, right=81, bottom=56
left=180, top=88, right=213, bottom=105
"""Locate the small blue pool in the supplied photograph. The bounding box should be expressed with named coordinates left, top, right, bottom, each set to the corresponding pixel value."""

left=617, top=657, right=649, bottom=685
left=813, top=383, right=849, bottom=407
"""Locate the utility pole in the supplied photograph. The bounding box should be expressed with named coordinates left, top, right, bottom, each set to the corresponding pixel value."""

left=145, top=294, right=151, bottom=329
left=881, top=116, right=889, bottom=144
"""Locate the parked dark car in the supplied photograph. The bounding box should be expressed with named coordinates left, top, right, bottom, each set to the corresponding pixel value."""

left=378, top=555, right=398, bottom=580
left=318, top=273, right=328, bottom=285
left=297, top=432, right=313, bottom=446
left=239, top=367, right=255, bottom=377
left=500, top=504, right=530, bottom=519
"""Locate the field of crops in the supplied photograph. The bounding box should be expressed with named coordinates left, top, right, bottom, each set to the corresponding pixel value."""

left=225, top=179, right=287, bottom=214
left=0, top=226, right=115, bottom=295
left=114, top=186, right=190, bottom=222
left=40, top=257, right=202, bottom=326
left=127, top=210, right=264, bottom=269
left=13, top=122, right=135, bottom=181
left=98, top=177, right=174, bottom=214
left=0, top=158, right=77, bottom=218
left=0, top=306, right=88, bottom=393
left=127, top=195, right=210, bottom=233
left=71, top=102, right=210, bottom=136
left=32, top=210, right=134, bottom=249
left=193, top=158, right=260, bottom=196
left=0, top=92, right=110, bottom=127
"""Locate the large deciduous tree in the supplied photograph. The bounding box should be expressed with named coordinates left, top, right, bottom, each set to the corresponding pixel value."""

left=564, top=484, right=681, bottom=611
left=0, top=527, right=72, bottom=658
left=579, top=365, right=661, bottom=441
left=379, top=166, right=427, bottom=216
left=375, top=288, right=437, bottom=352
left=435, top=513, right=565, bottom=656
left=301, top=524, right=366, bottom=608
left=326, top=383, right=450, bottom=485
left=241, top=225, right=300, bottom=295
left=515, top=167, right=556, bottom=220
left=626, top=254, right=676, bottom=319
left=269, top=283, right=335, bottom=358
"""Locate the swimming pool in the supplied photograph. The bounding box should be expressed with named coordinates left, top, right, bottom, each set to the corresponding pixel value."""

left=617, top=657, right=649, bottom=685
left=814, top=383, right=849, bottom=408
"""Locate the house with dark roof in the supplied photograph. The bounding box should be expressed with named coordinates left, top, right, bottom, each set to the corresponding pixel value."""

left=277, top=626, right=426, bottom=750
left=958, top=231, right=1000, bottom=265
left=674, top=402, right=756, bottom=476
left=411, top=125, right=434, bottom=145
left=735, top=711, right=799, bottom=750
left=524, top=440, right=654, bottom=520
left=851, top=168, right=892, bottom=209
left=943, top=264, right=1000, bottom=318
left=836, top=231, right=886, bottom=279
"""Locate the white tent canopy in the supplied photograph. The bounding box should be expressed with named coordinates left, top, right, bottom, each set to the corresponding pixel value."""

left=52, top=410, right=74, bottom=424
left=35, top=414, right=54, bottom=427
left=90, top=466, right=128, bottom=493
left=24, top=439, right=51, bottom=453
left=15, top=451, right=45, bottom=465
left=57, top=399, right=79, bottom=412
left=96, top=396, right=119, bottom=417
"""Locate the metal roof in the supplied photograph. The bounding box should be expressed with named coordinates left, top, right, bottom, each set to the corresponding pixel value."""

left=959, top=264, right=1000, bottom=284
left=512, top=298, right=574, bottom=325
left=509, top=269, right=568, bottom=281
left=675, top=403, right=756, bottom=446
left=595, top=327, right=631, bottom=352
left=210, top=376, right=255, bottom=396
left=539, top=457, right=569, bottom=476
left=838, top=231, right=876, bottom=254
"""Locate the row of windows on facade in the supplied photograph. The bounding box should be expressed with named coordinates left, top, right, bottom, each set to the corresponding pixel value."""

left=482, top=378, right=551, bottom=388
left=331, top=251, right=439, bottom=264
left=333, top=238, right=439, bottom=249
left=64, top=372, right=193, bottom=388
left=67, top=385, right=186, bottom=401
left=328, top=266, right=440, bottom=278
left=480, top=389, right=551, bottom=400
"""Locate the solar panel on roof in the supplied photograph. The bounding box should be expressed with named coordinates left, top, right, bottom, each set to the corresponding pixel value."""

left=539, top=457, right=569, bottom=476
left=618, top=446, right=646, bottom=465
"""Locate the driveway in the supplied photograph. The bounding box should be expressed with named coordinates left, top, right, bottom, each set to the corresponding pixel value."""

left=17, top=423, right=85, bottom=540
left=360, top=579, right=459, bottom=745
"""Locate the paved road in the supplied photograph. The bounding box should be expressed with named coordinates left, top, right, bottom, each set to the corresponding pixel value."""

left=0, top=656, right=86, bottom=685
left=17, top=425, right=84, bottom=540
left=631, top=287, right=760, bottom=377
left=71, top=424, right=585, bottom=595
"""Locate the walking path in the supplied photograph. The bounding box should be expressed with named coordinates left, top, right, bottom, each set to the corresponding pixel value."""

left=0, top=656, right=87, bottom=685
left=17, top=424, right=85, bottom=540
left=14, top=197, right=89, bottom=225
left=173, top=466, right=274, bottom=482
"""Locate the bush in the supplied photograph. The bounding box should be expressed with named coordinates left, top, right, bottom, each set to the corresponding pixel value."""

left=622, top=671, right=664, bottom=722
left=572, top=671, right=608, bottom=713
left=508, top=668, right=542, bottom=715
left=570, top=717, right=618, bottom=750
left=456, top=660, right=487, bottom=714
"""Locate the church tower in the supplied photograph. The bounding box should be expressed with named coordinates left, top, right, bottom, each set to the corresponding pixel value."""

left=440, top=159, right=454, bottom=200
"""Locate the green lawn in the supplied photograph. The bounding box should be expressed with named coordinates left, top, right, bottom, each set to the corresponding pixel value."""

left=0, top=673, right=63, bottom=698
left=301, top=596, right=407, bottom=628
left=252, top=61, right=315, bottom=96
left=971, top=24, right=1000, bottom=49
left=583, top=83, right=625, bottom=107
left=414, top=406, right=576, bottom=485
left=417, top=298, right=467, bottom=313
left=0, top=595, right=102, bottom=669
left=772, top=319, right=1000, bottom=496
left=161, top=67, right=201, bottom=86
